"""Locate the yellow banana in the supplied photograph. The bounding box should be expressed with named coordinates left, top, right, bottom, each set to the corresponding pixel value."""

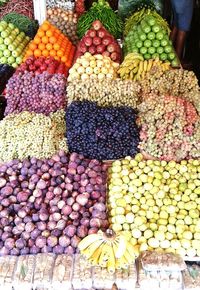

left=82, top=239, right=104, bottom=259
left=113, top=236, right=127, bottom=258
left=98, top=243, right=112, bottom=267
left=147, top=59, right=153, bottom=71
left=136, top=61, right=144, bottom=78
left=107, top=246, right=116, bottom=274
left=78, top=233, right=103, bottom=251
left=143, top=60, right=148, bottom=72
left=89, top=243, right=105, bottom=265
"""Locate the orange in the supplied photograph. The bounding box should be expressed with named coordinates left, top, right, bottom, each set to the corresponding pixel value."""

left=46, top=30, right=53, bottom=37
left=49, top=36, right=57, bottom=44
left=57, top=50, right=64, bottom=57
left=34, top=36, right=41, bottom=45
left=49, top=50, right=56, bottom=57
left=34, top=49, right=42, bottom=57
left=42, top=22, right=50, bottom=31
left=38, top=30, right=45, bottom=38
left=38, top=43, right=46, bottom=50
left=42, top=49, right=49, bottom=57
left=29, top=42, right=37, bottom=51
left=46, top=43, right=53, bottom=51
left=53, top=43, right=60, bottom=51
left=26, top=49, right=34, bottom=57
left=54, top=56, right=60, bottom=61
left=61, top=56, right=67, bottom=63
left=42, top=36, right=49, bottom=44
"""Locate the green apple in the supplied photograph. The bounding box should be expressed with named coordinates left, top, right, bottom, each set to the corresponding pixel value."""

left=8, top=23, right=15, bottom=30
left=0, top=56, right=7, bottom=63
left=0, top=51, right=3, bottom=57
left=8, top=56, right=15, bottom=64
left=8, top=44, right=16, bottom=51
left=0, top=37, right=3, bottom=45
left=4, top=37, right=12, bottom=45
left=1, top=31, right=9, bottom=38
left=3, top=49, right=11, bottom=57
left=13, top=28, right=20, bottom=35
left=12, top=62, right=18, bottom=68
left=0, top=44, right=7, bottom=51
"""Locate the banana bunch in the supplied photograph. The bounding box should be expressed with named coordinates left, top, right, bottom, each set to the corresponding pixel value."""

left=118, top=53, right=171, bottom=81
left=78, top=230, right=137, bottom=273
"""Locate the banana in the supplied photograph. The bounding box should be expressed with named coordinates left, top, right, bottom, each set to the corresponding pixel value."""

left=107, top=246, right=116, bottom=274
left=113, top=235, right=127, bottom=258
left=98, top=243, right=112, bottom=267
left=89, top=243, right=105, bottom=265
left=78, top=233, right=103, bottom=251
left=143, top=60, right=148, bottom=72
left=82, top=239, right=105, bottom=259
left=137, top=61, right=144, bottom=78
left=147, top=59, right=153, bottom=71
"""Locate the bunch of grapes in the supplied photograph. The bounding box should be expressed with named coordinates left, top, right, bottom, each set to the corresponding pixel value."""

left=66, top=101, right=140, bottom=160
left=140, top=68, right=200, bottom=113
left=5, top=71, right=66, bottom=116
left=138, top=95, right=200, bottom=161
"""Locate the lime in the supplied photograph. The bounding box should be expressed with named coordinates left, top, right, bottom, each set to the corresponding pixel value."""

left=164, top=45, right=172, bottom=54
left=146, top=16, right=156, bottom=26
left=140, top=47, right=148, bottom=54
left=156, top=32, right=164, bottom=40
left=152, top=53, right=159, bottom=59
left=153, top=40, right=161, bottom=48
left=139, top=33, right=147, bottom=41
left=144, top=39, right=152, bottom=48
left=171, top=58, right=180, bottom=67
left=161, top=38, right=168, bottom=47
left=132, top=47, right=139, bottom=53
left=144, top=53, right=151, bottom=60
left=137, top=26, right=143, bottom=35
left=152, top=25, right=160, bottom=33
left=143, top=25, right=151, bottom=34
left=160, top=53, right=167, bottom=61
left=148, top=47, right=156, bottom=55
left=157, top=47, right=164, bottom=54
left=136, top=41, right=143, bottom=49
left=168, top=52, right=176, bottom=60
left=147, top=32, right=156, bottom=40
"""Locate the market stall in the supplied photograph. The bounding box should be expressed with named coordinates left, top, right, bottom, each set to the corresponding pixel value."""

left=0, top=0, right=200, bottom=289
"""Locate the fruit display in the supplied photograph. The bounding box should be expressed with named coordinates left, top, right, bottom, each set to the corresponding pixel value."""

left=2, top=12, right=39, bottom=39
left=33, top=254, right=55, bottom=289
left=47, top=7, right=79, bottom=45
left=0, top=110, right=67, bottom=162
left=24, top=20, right=75, bottom=68
left=0, top=63, right=15, bottom=94
left=118, top=52, right=170, bottom=81
left=0, top=152, right=108, bottom=255
left=123, top=14, right=179, bottom=67
left=5, top=71, right=66, bottom=116
left=52, top=254, right=73, bottom=289
left=138, top=95, right=200, bottom=161
left=13, top=255, right=35, bottom=290
left=79, top=230, right=136, bottom=272
left=68, top=53, right=119, bottom=81
left=0, top=0, right=34, bottom=19
left=67, top=78, right=141, bottom=108
left=73, top=254, right=93, bottom=289
left=66, top=101, right=139, bottom=160
left=74, top=20, right=121, bottom=63
left=140, top=68, right=200, bottom=114
left=108, top=154, right=200, bottom=257
left=0, top=20, right=30, bottom=68
left=16, top=56, right=68, bottom=76
left=77, top=0, right=123, bottom=39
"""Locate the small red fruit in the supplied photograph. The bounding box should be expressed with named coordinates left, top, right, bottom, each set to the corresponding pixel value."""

left=92, top=20, right=102, bottom=30
left=93, top=36, right=101, bottom=46
left=87, top=29, right=96, bottom=38
left=102, top=51, right=110, bottom=57
left=96, top=44, right=106, bottom=53
left=88, top=45, right=96, bottom=54
left=107, top=44, right=115, bottom=53
left=97, top=28, right=107, bottom=38
left=83, top=36, right=93, bottom=46
left=110, top=52, right=118, bottom=61
left=102, top=36, right=113, bottom=46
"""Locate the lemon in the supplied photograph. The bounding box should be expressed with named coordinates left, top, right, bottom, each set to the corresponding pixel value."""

left=132, top=228, right=142, bottom=239
left=148, top=238, right=160, bottom=248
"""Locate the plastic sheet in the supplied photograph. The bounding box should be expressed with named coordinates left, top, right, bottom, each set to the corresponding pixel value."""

left=0, top=256, right=17, bottom=290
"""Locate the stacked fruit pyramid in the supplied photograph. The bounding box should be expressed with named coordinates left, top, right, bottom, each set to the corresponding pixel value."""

left=0, top=20, right=30, bottom=68
left=24, top=20, right=75, bottom=69
left=118, top=1, right=179, bottom=81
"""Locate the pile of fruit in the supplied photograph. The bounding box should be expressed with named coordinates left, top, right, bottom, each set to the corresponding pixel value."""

left=123, top=14, right=179, bottom=67
left=24, top=20, right=75, bottom=68
left=0, top=110, right=67, bottom=162
left=5, top=71, right=66, bottom=116
left=0, top=152, right=108, bottom=255
left=74, top=20, right=121, bottom=63
left=68, top=53, right=119, bottom=81
left=16, top=55, right=68, bottom=75
left=47, top=7, right=79, bottom=45
left=66, top=101, right=139, bottom=160
left=77, top=0, right=123, bottom=39
left=0, top=20, right=30, bottom=68
left=108, top=154, right=200, bottom=257
left=67, top=78, right=141, bottom=108
left=138, top=95, right=200, bottom=161
left=118, top=52, right=170, bottom=81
